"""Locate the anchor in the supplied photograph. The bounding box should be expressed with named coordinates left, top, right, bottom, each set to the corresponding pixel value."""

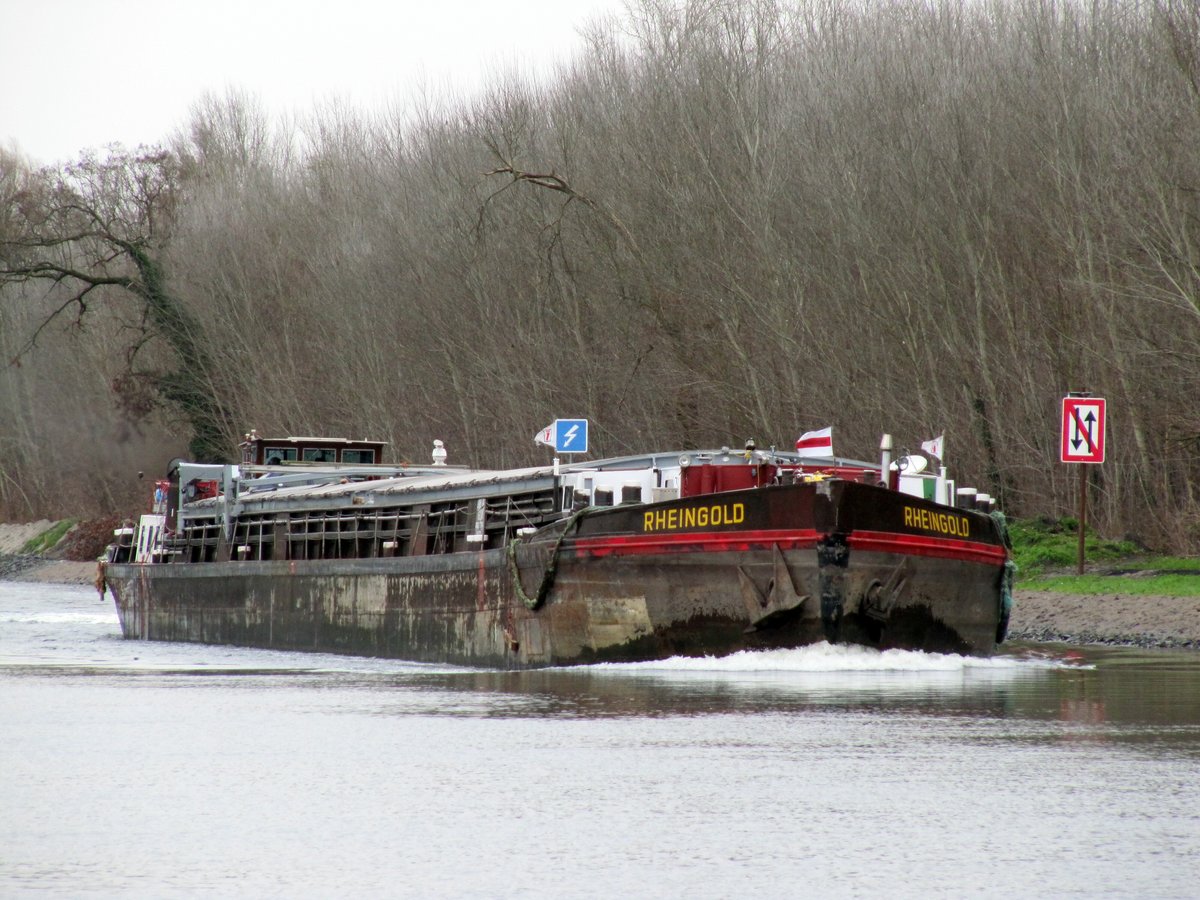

left=739, top=544, right=809, bottom=632
left=861, top=556, right=912, bottom=624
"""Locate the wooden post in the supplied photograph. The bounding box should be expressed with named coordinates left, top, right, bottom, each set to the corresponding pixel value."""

left=1076, top=463, right=1087, bottom=575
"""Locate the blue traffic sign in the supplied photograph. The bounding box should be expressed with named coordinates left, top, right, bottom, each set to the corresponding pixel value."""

left=554, top=419, right=588, bottom=454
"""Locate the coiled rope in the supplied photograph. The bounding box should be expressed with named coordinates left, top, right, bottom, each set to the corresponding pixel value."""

left=507, top=506, right=593, bottom=611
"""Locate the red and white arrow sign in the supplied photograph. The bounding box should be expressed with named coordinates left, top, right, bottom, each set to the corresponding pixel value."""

left=1060, top=397, right=1106, bottom=464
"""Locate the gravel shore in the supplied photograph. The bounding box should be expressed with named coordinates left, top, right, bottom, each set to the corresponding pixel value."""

left=2, top=555, right=1196, bottom=650
left=1, top=557, right=100, bottom=586
left=1008, top=589, right=1200, bottom=650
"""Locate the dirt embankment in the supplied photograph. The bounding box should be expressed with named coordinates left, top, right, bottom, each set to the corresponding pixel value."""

left=0, top=519, right=116, bottom=586
left=1008, top=589, right=1200, bottom=649
left=1, top=558, right=98, bottom=585
left=1, top=521, right=1197, bottom=648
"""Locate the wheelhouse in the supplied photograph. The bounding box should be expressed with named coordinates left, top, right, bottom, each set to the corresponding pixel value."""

left=239, top=430, right=387, bottom=466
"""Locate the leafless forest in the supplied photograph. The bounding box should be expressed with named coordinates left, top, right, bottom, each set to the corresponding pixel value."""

left=2, top=0, right=1199, bottom=549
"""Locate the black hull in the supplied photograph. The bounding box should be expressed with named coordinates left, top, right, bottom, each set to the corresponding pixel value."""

left=106, top=480, right=1010, bottom=668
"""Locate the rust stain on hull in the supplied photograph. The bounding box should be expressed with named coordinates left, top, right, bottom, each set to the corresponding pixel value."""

left=107, top=542, right=1004, bottom=668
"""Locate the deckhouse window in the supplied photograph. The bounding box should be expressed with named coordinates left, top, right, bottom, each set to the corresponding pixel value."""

left=341, top=449, right=376, bottom=464
left=264, top=447, right=298, bottom=464
left=303, top=448, right=337, bottom=462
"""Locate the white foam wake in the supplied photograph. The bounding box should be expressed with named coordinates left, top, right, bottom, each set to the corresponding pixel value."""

left=1, top=611, right=119, bottom=626
left=588, top=642, right=1080, bottom=674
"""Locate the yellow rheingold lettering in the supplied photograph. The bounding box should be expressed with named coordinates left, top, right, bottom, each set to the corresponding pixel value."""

left=904, top=505, right=970, bottom=538
left=642, top=501, right=747, bottom=532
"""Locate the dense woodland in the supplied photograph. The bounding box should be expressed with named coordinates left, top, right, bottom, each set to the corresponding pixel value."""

left=2, top=0, right=1200, bottom=549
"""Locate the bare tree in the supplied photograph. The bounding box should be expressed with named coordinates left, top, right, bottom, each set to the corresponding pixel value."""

left=0, top=147, right=233, bottom=460
left=5, top=0, right=1200, bottom=548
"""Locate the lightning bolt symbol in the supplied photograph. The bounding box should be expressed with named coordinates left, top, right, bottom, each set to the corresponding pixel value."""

left=563, top=424, right=579, bottom=447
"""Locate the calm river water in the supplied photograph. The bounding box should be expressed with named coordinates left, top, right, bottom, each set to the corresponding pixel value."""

left=2, top=582, right=1198, bottom=898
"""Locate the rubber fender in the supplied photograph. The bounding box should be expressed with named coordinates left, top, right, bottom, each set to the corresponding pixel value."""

left=817, top=532, right=849, bottom=642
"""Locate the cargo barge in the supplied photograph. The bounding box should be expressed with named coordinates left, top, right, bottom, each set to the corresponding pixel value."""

left=103, top=429, right=1014, bottom=668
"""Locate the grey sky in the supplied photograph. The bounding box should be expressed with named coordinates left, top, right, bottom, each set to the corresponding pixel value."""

left=1, top=0, right=622, bottom=164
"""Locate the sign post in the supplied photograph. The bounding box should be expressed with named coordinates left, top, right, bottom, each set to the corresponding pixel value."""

left=1060, top=395, right=1107, bottom=574
left=535, top=419, right=589, bottom=475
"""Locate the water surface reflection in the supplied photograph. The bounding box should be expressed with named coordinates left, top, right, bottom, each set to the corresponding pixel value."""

left=3, top=583, right=1199, bottom=898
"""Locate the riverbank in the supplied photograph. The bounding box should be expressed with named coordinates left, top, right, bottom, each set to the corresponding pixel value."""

left=0, top=519, right=114, bottom=588
left=2, top=553, right=1196, bottom=650
left=0, top=556, right=99, bottom=586
left=1006, top=590, right=1200, bottom=650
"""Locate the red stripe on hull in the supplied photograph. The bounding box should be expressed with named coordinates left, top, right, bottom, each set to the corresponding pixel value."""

left=570, top=528, right=1006, bottom=567
left=847, top=530, right=1008, bottom=566
left=570, top=529, right=820, bottom=557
